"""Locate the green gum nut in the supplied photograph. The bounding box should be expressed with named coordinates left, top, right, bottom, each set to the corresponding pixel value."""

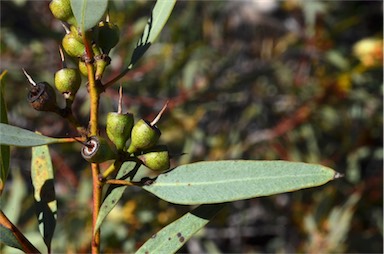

left=78, top=61, right=88, bottom=76
left=81, top=136, right=116, bottom=163
left=97, top=21, right=120, bottom=54
left=138, top=145, right=170, bottom=172
left=54, top=68, right=81, bottom=100
left=106, top=112, right=134, bottom=151
left=92, top=45, right=110, bottom=80
left=127, top=119, right=161, bottom=154
left=70, top=25, right=82, bottom=42
left=78, top=61, right=96, bottom=77
left=62, top=32, right=85, bottom=58
left=49, top=0, right=76, bottom=25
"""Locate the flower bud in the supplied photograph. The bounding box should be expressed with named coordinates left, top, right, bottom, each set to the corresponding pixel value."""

left=62, top=32, right=85, bottom=58
left=95, top=54, right=111, bottom=80
left=138, top=145, right=170, bottom=172
left=97, top=21, right=120, bottom=54
left=49, top=0, right=77, bottom=25
left=81, top=136, right=116, bottom=163
left=54, top=68, right=81, bottom=100
left=106, top=112, right=134, bottom=151
left=127, top=119, right=161, bottom=154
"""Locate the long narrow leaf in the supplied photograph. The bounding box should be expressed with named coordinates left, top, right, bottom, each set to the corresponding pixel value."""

left=143, top=160, right=340, bottom=205
left=31, top=145, right=57, bottom=250
left=0, top=210, right=40, bottom=253
left=0, top=71, right=9, bottom=190
left=0, top=123, right=60, bottom=147
left=129, top=0, right=176, bottom=67
left=0, top=224, right=24, bottom=251
left=136, top=203, right=225, bottom=254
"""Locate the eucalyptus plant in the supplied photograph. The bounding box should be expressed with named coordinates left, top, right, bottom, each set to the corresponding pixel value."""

left=0, top=1, right=342, bottom=253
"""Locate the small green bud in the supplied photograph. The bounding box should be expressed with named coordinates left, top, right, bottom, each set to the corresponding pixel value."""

left=81, top=136, right=116, bottom=163
left=78, top=61, right=92, bottom=77
left=106, top=112, right=134, bottom=151
left=69, top=25, right=83, bottom=42
left=127, top=119, right=161, bottom=154
left=49, top=0, right=76, bottom=25
left=54, top=68, right=81, bottom=100
left=97, top=21, right=120, bottom=54
left=95, top=54, right=111, bottom=80
left=138, top=145, right=170, bottom=172
left=62, top=32, right=85, bottom=58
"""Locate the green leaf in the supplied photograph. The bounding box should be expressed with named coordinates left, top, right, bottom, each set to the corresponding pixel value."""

left=70, top=0, right=108, bottom=32
left=136, top=203, right=225, bottom=254
left=0, top=224, right=24, bottom=251
left=129, top=0, right=176, bottom=67
left=31, top=145, right=57, bottom=249
left=0, top=71, right=10, bottom=190
left=94, top=161, right=139, bottom=233
left=0, top=123, right=61, bottom=147
left=143, top=160, right=340, bottom=205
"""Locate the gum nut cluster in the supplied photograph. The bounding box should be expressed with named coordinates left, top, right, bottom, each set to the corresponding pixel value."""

left=106, top=114, right=170, bottom=172
left=50, top=0, right=120, bottom=81
left=21, top=0, right=122, bottom=115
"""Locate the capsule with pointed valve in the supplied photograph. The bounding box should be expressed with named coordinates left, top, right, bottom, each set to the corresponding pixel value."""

left=127, top=102, right=168, bottom=154
left=106, top=112, right=134, bottom=151
left=23, top=69, right=61, bottom=114
left=138, top=145, right=170, bottom=172
left=127, top=119, right=161, bottom=154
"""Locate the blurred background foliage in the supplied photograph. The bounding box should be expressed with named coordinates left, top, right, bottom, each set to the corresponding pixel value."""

left=0, top=0, right=382, bottom=253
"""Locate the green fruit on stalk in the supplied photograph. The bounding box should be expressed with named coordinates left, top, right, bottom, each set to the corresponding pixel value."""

left=106, top=112, right=134, bottom=151
left=138, top=145, right=170, bottom=172
left=78, top=61, right=89, bottom=77
left=54, top=68, right=81, bottom=100
left=81, top=136, right=116, bottom=163
left=127, top=119, right=161, bottom=154
left=92, top=44, right=110, bottom=80
left=97, top=21, right=120, bottom=54
left=49, top=0, right=77, bottom=25
left=62, top=32, right=85, bottom=58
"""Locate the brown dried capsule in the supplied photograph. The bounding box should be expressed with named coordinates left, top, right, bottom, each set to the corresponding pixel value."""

left=28, top=82, right=60, bottom=113
left=23, top=69, right=60, bottom=113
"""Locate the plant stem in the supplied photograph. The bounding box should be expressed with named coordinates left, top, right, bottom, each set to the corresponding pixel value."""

left=105, top=179, right=136, bottom=186
left=91, top=163, right=102, bottom=253
left=0, top=211, right=40, bottom=253
left=83, top=32, right=102, bottom=254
